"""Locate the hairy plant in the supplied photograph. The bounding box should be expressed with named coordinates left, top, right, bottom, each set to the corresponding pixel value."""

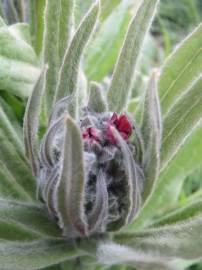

left=0, top=0, right=202, bottom=270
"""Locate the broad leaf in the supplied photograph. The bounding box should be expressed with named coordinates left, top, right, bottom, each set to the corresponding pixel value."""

left=159, top=23, right=202, bottom=116
left=150, top=199, right=202, bottom=227
left=0, top=22, right=39, bottom=97
left=128, top=126, right=202, bottom=230
left=0, top=238, right=85, bottom=270
left=0, top=134, right=36, bottom=201
left=84, top=0, right=133, bottom=81
left=161, top=76, right=202, bottom=170
left=107, top=0, right=159, bottom=113
left=98, top=242, right=178, bottom=270
left=116, top=215, right=202, bottom=260
left=0, top=199, right=61, bottom=238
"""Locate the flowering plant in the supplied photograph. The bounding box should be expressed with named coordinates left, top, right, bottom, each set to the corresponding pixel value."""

left=0, top=0, right=202, bottom=270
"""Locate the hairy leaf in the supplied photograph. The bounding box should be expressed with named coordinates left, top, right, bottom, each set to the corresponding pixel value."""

left=107, top=0, right=159, bottom=113
left=116, top=215, right=202, bottom=260
left=58, top=0, right=75, bottom=64
left=159, top=23, right=202, bottom=116
left=161, top=76, right=202, bottom=170
left=0, top=199, right=61, bottom=238
left=23, top=67, right=47, bottom=176
left=150, top=199, right=202, bottom=227
left=128, top=125, right=202, bottom=230
left=84, top=0, right=132, bottom=81
left=54, top=1, right=99, bottom=108
left=88, top=81, right=107, bottom=113
left=0, top=238, right=85, bottom=270
left=0, top=22, right=39, bottom=97
left=0, top=135, right=36, bottom=201
left=56, top=116, right=86, bottom=237
left=141, top=71, right=162, bottom=201
left=97, top=242, right=178, bottom=270
left=43, top=0, right=61, bottom=116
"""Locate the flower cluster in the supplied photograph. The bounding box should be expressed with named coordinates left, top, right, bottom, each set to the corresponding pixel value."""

left=37, top=100, right=144, bottom=237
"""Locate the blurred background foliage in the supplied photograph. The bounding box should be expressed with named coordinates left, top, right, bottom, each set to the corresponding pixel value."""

left=0, top=0, right=202, bottom=269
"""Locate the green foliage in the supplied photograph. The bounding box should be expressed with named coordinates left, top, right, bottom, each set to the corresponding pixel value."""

left=0, top=1, right=202, bottom=270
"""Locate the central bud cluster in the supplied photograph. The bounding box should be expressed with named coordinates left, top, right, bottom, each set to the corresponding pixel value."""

left=38, top=103, right=144, bottom=237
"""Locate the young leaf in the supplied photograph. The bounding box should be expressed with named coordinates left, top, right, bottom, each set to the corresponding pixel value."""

left=43, top=0, right=61, bottom=116
left=107, top=0, right=159, bottom=113
left=88, top=81, right=107, bottom=113
left=161, top=76, right=202, bottom=170
left=159, top=23, right=202, bottom=116
left=56, top=116, right=87, bottom=237
left=29, top=0, right=46, bottom=55
left=54, top=1, right=99, bottom=106
left=141, top=71, right=162, bottom=201
left=23, top=66, right=47, bottom=176
left=58, top=0, right=75, bottom=64
left=0, top=238, right=84, bottom=270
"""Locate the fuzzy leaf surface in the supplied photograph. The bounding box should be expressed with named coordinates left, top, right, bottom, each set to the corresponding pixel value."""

left=107, top=0, right=159, bottom=113
left=56, top=116, right=86, bottom=236
left=0, top=239, right=85, bottom=270
left=161, top=76, right=202, bottom=170
left=159, top=23, right=202, bottom=116
left=0, top=22, right=39, bottom=97
left=54, top=2, right=99, bottom=105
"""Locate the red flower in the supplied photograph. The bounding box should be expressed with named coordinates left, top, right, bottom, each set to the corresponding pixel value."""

left=107, top=113, right=133, bottom=143
left=82, top=127, right=100, bottom=144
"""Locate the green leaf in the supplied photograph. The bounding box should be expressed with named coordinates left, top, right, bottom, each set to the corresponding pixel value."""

left=0, top=135, right=36, bottom=201
left=107, top=0, right=159, bottom=113
left=115, top=215, right=202, bottom=260
left=0, top=23, right=39, bottom=98
left=97, top=242, right=178, bottom=270
left=23, top=66, right=47, bottom=176
left=54, top=1, right=99, bottom=110
left=159, top=23, right=202, bottom=116
left=0, top=161, right=32, bottom=201
left=0, top=238, right=85, bottom=270
left=84, top=0, right=132, bottom=81
left=0, top=218, right=39, bottom=241
left=100, top=0, right=121, bottom=21
left=58, top=0, right=75, bottom=64
left=150, top=199, right=202, bottom=228
left=88, top=81, right=107, bottom=113
left=141, top=71, right=162, bottom=201
left=0, top=199, right=61, bottom=238
left=128, top=126, right=202, bottom=230
left=56, top=116, right=86, bottom=237
left=161, top=76, right=202, bottom=170
left=0, top=105, right=24, bottom=156
left=43, top=0, right=61, bottom=116
left=29, top=0, right=46, bottom=55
